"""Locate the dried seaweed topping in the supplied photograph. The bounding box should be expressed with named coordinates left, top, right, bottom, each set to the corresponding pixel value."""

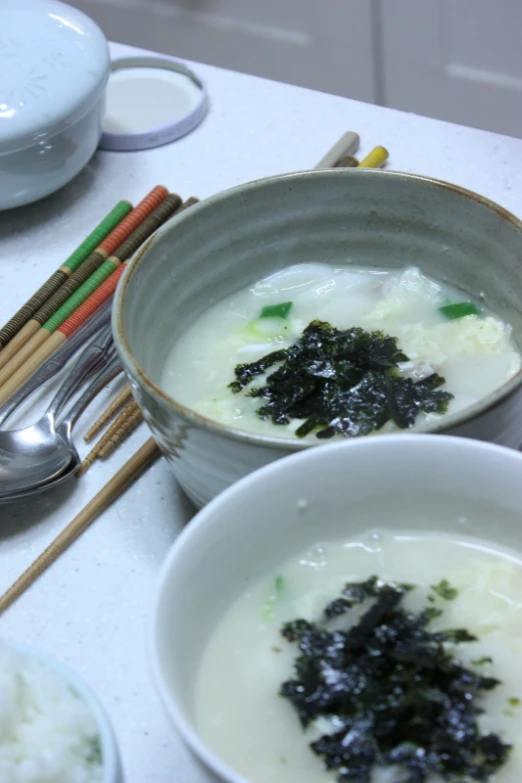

left=431, top=579, right=459, bottom=600
left=280, top=577, right=511, bottom=782
left=229, top=321, right=453, bottom=438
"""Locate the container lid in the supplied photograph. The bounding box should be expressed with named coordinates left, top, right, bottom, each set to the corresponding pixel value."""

left=0, top=0, right=109, bottom=156
left=99, top=56, right=208, bottom=151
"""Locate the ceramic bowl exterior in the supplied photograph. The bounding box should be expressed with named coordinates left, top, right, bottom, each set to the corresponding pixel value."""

left=113, top=169, right=522, bottom=507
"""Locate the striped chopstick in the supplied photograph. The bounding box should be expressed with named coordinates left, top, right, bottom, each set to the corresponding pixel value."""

left=0, top=186, right=168, bottom=374
left=0, top=194, right=182, bottom=408
left=0, top=190, right=177, bottom=388
left=0, top=200, right=132, bottom=351
left=78, top=195, right=201, bottom=466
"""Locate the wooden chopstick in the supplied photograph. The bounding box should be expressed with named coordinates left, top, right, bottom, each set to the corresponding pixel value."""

left=84, top=385, right=133, bottom=442
left=77, top=400, right=143, bottom=476
left=315, top=131, right=359, bottom=168
left=0, top=438, right=160, bottom=615
left=98, top=402, right=143, bottom=459
left=0, top=200, right=133, bottom=352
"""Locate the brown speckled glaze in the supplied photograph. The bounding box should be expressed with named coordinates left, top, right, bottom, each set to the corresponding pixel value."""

left=113, top=169, right=522, bottom=507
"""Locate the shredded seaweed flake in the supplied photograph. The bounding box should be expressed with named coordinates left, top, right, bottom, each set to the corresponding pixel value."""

left=431, top=578, right=459, bottom=600
left=84, top=735, right=102, bottom=766
left=280, top=577, right=511, bottom=782
left=229, top=321, right=453, bottom=438
left=472, top=656, right=493, bottom=666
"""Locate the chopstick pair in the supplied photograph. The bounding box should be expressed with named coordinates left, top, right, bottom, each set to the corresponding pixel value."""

left=77, top=397, right=143, bottom=475
left=0, top=191, right=187, bottom=409
left=0, top=200, right=133, bottom=351
left=0, top=186, right=171, bottom=375
left=0, top=131, right=391, bottom=615
left=316, top=131, right=388, bottom=170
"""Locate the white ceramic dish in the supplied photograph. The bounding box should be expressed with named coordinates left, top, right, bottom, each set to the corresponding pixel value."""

left=0, top=0, right=110, bottom=210
left=3, top=640, right=122, bottom=783
left=151, top=433, right=522, bottom=783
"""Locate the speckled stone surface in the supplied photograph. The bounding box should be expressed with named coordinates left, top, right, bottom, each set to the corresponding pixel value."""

left=0, top=41, right=521, bottom=783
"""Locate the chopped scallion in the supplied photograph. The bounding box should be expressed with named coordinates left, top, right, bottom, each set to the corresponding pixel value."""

left=262, top=575, right=285, bottom=620
left=439, top=302, right=480, bottom=319
left=260, top=301, right=293, bottom=319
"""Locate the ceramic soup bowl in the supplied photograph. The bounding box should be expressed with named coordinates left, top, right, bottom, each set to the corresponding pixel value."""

left=113, top=169, right=522, bottom=507
left=150, top=434, right=522, bottom=783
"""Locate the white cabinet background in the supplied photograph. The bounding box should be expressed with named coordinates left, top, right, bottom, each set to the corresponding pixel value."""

left=70, top=0, right=522, bottom=138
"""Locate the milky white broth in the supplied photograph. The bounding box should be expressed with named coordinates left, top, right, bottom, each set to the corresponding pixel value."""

left=160, top=265, right=521, bottom=439
left=195, top=532, right=522, bottom=783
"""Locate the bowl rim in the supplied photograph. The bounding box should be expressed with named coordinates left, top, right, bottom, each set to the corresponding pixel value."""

left=3, top=639, right=121, bottom=783
left=149, top=432, right=522, bottom=783
left=113, top=167, right=522, bottom=450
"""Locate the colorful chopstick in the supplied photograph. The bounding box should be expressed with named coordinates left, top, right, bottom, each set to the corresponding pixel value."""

left=0, top=194, right=182, bottom=408
left=0, top=186, right=168, bottom=374
left=0, top=200, right=133, bottom=351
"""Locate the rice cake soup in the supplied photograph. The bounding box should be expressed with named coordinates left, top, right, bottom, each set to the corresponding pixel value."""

left=195, top=532, right=522, bottom=783
left=160, top=265, right=521, bottom=440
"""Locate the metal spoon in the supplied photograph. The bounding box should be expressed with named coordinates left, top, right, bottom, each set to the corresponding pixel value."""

left=0, top=328, right=122, bottom=502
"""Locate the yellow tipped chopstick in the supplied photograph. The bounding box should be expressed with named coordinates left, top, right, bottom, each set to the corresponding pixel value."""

left=0, top=186, right=168, bottom=374
left=358, top=146, right=389, bottom=168
left=0, top=200, right=133, bottom=352
left=0, top=194, right=182, bottom=408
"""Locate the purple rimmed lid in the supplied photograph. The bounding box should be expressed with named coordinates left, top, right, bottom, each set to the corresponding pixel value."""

left=99, top=55, right=208, bottom=152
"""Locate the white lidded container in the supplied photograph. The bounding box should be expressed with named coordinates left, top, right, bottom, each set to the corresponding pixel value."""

left=0, top=0, right=110, bottom=210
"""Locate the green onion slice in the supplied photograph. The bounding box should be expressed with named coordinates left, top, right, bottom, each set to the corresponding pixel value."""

left=439, top=302, right=480, bottom=320
left=260, top=301, right=293, bottom=319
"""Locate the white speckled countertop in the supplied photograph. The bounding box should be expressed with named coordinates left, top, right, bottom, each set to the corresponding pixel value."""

left=1, top=41, right=522, bottom=783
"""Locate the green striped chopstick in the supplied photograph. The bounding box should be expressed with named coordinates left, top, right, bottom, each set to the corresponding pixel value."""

left=0, top=193, right=182, bottom=408
left=0, top=200, right=132, bottom=349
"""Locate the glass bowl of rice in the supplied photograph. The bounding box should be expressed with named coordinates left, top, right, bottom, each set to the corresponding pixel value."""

left=0, top=638, right=122, bottom=783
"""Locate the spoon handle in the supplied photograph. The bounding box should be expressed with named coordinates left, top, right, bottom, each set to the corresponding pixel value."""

left=0, top=302, right=113, bottom=429
left=45, top=324, right=114, bottom=421
left=60, top=356, right=124, bottom=435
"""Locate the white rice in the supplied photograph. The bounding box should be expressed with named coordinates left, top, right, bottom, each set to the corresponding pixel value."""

left=0, top=641, right=103, bottom=783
